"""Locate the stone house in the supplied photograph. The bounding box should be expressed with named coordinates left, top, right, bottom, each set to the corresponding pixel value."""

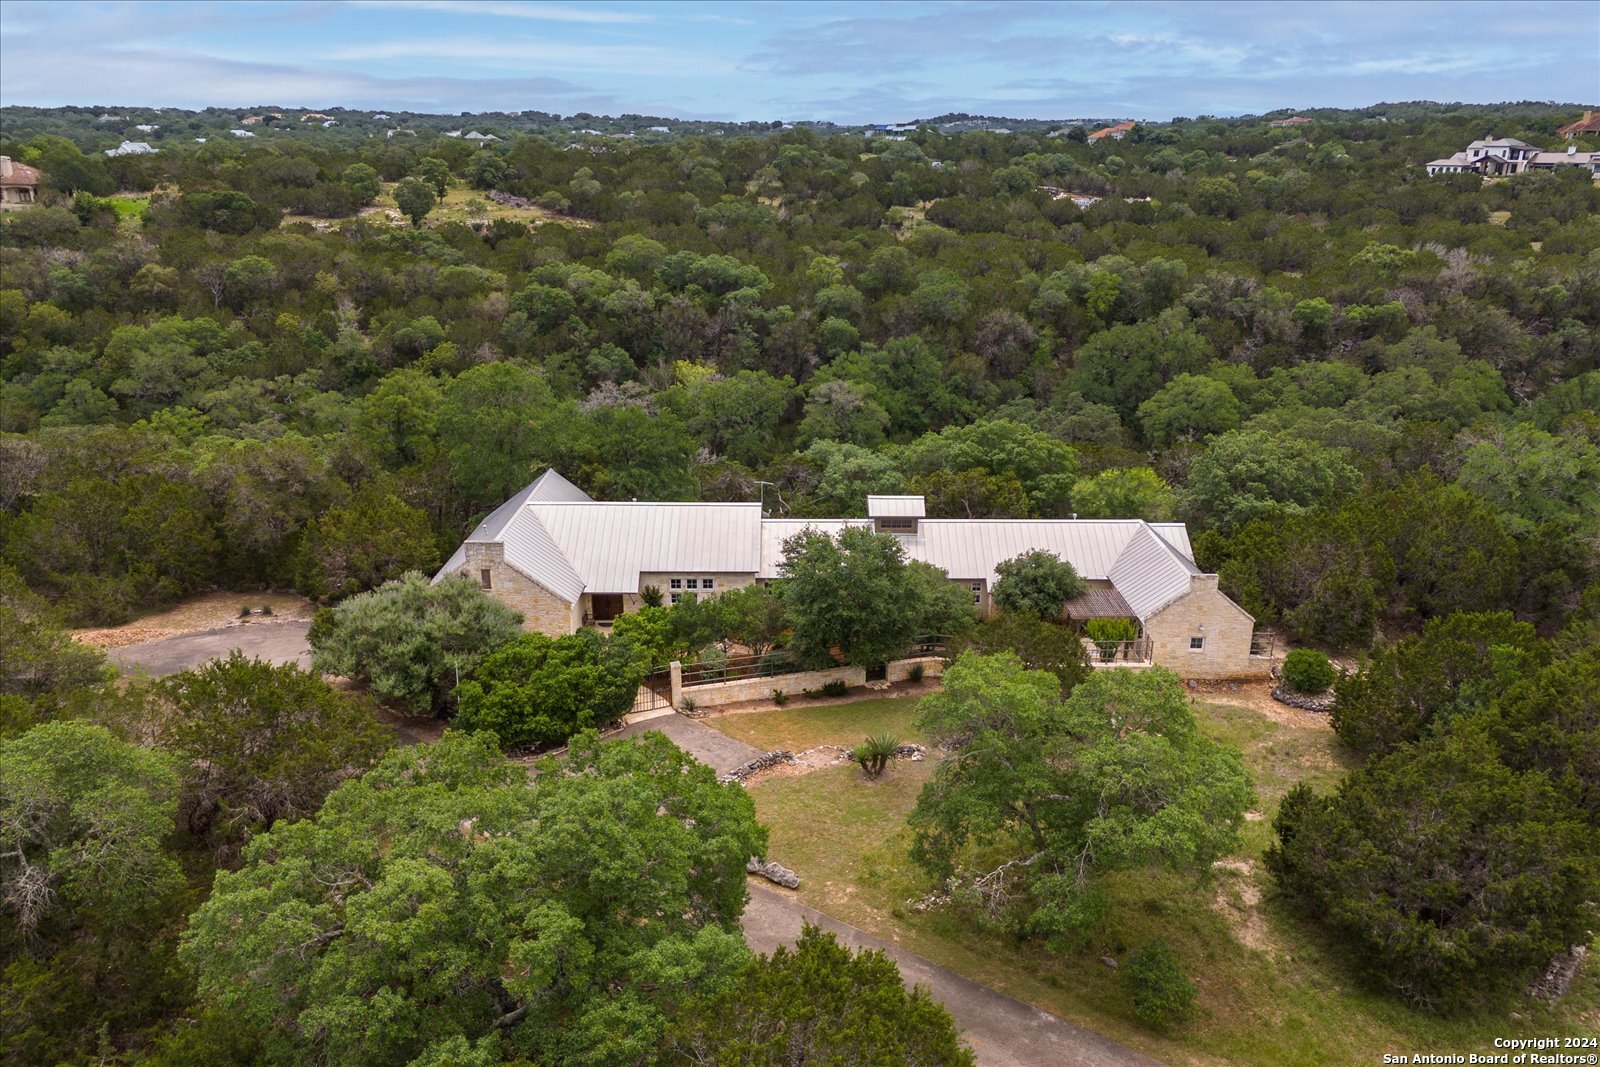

left=436, top=471, right=1269, bottom=679
left=0, top=156, right=42, bottom=207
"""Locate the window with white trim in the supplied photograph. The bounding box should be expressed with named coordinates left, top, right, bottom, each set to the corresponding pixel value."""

left=669, top=578, right=682, bottom=590
left=970, top=581, right=983, bottom=605
left=1189, top=636, right=1205, bottom=651
left=686, top=578, right=699, bottom=589
left=703, top=577, right=715, bottom=590
left=670, top=593, right=681, bottom=605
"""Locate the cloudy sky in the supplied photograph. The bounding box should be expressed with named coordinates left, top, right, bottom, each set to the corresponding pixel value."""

left=1, top=0, right=1594, bottom=122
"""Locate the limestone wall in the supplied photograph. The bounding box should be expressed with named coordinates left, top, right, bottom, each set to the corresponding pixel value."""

left=1142, top=575, right=1263, bottom=679
left=886, top=655, right=945, bottom=683
left=679, top=665, right=866, bottom=709
left=461, top=543, right=580, bottom=637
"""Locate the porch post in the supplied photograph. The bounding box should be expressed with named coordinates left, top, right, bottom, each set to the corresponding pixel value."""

left=669, top=660, right=683, bottom=709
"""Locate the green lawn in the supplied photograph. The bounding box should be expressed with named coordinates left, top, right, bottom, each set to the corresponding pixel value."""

left=728, top=697, right=1600, bottom=1066
left=706, top=695, right=924, bottom=751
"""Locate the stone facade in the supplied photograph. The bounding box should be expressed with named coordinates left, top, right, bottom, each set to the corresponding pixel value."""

left=462, top=543, right=581, bottom=636
left=1142, top=575, right=1262, bottom=679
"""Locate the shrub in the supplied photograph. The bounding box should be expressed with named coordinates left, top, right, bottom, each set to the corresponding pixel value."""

left=678, top=695, right=698, bottom=714
left=851, top=733, right=901, bottom=778
left=1084, top=617, right=1138, bottom=661
left=771, top=688, right=789, bottom=706
left=454, top=630, right=646, bottom=749
left=1123, top=941, right=1197, bottom=1028
left=260, top=604, right=273, bottom=617
left=821, top=679, right=849, bottom=698
left=1282, top=648, right=1336, bottom=694
left=907, top=663, right=925, bottom=684
left=641, top=584, right=664, bottom=607
left=239, top=605, right=252, bottom=618
left=991, top=550, right=1086, bottom=620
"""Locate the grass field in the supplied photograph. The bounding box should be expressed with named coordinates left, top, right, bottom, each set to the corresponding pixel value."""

left=722, top=693, right=1600, bottom=1065
left=283, top=179, right=580, bottom=230
left=707, top=695, right=925, bottom=751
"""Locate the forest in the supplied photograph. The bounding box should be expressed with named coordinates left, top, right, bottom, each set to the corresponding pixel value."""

left=1, top=100, right=1598, bottom=1064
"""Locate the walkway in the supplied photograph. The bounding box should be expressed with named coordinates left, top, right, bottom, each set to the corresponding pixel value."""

left=108, top=621, right=312, bottom=677
left=614, top=713, right=762, bottom=775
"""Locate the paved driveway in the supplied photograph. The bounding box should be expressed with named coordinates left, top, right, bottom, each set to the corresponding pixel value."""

left=108, top=621, right=312, bottom=677
left=614, top=713, right=763, bottom=774
left=742, top=884, right=1161, bottom=1067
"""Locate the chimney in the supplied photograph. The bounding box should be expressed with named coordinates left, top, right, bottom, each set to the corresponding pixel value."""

left=0, top=156, right=11, bottom=179
left=1569, top=144, right=1578, bottom=155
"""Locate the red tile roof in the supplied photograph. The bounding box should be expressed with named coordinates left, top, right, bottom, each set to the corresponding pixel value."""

left=0, top=161, right=42, bottom=187
left=1087, top=120, right=1136, bottom=141
left=1558, top=111, right=1600, bottom=136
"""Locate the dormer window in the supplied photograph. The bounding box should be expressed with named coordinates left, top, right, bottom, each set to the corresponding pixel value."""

left=867, top=494, right=926, bottom=536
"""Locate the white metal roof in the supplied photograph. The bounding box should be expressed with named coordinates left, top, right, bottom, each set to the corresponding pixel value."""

left=532, top=502, right=762, bottom=593
left=440, top=471, right=1211, bottom=620
left=1108, top=524, right=1200, bottom=619
left=433, top=470, right=593, bottom=584
left=867, top=495, right=926, bottom=518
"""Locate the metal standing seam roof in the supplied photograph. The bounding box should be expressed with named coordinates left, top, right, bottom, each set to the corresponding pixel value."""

left=433, top=470, right=593, bottom=584
left=1107, top=524, right=1201, bottom=619
left=867, top=494, right=927, bottom=518
left=439, top=472, right=1211, bottom=620
left=531, top=502, right=762, bottom=594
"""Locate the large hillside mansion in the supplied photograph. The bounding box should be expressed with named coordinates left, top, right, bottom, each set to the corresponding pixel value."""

left=1425, top=137, right=1600, bottom=177
left=436, top=471, right=1269, bottom=679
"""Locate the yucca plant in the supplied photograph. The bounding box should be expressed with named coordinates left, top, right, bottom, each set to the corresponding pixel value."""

left=850, top=733, right=901, bottom=779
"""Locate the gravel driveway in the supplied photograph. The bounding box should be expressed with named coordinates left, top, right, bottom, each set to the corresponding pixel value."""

left=108, top=620, right=312, bottom=677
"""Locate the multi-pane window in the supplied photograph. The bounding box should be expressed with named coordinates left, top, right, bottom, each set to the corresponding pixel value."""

left=670, top=593, right=681, bottom=605
left=703, top=577, right=715, bottom=590
left=1190, top=636, right=1205, bottom=651
left=669, top=578, right=682, bottom=589
left=686, top=578, right=699, bottom=589
left=970, top=581, right=982, bottom=605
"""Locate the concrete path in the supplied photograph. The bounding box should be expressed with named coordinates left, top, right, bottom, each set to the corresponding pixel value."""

left=614, top=713, right=762, bottom=774
left=742, top=884, right=1163, bottom=1067
left=108, top=620, right=312, bottom=677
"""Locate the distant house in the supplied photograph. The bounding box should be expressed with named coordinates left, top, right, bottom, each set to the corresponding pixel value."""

left=300, top=112, right=334, bottom=122
left=322, top=120, right=338, bottom=128
left=229, top=129, right=256, bottom=138
left=134, top=123, right=159, bottom=133
left=105, top=140, right=157, bottom=156
left=1269, top=115, right=1312, bottom=128
left=1559, top=111, right=1600, bottom=139
left=463, top=131, right=500, bottom=142
left=0, top=156, right=43, bottom=207
left=372, top=113, right=391, bottom=120
left=1087, top=120, right=1136, bottom=142
left=240, top=112, right=281, bottom=125
left=435, top=471, right=1272, bottom=680
left=647, top=125, right=670, bottom=133
left=1426, top=136, right=1599, bottom=177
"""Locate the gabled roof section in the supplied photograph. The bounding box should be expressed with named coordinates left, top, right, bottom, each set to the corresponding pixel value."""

left=525, top=468, right=591, bottom=504
left=532, top=501, right=762, bottom=593
left=498, top=508, right=585, bottom=602
left=433, top=470, right=592, bottom=588
left=867, top=495, right=926, bottom=518
left=1108, top=523, right=1200, bottom=619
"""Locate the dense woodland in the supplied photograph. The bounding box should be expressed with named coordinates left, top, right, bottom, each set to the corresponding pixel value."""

left=2, top=101, right=1599, bottom=1064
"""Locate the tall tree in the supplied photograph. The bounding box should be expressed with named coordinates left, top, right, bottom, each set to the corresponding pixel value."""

left=181, top=730, right=765, bottom=1066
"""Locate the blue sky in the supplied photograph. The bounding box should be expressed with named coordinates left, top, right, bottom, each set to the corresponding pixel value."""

left=1, top=1, right=1595, bottom=123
